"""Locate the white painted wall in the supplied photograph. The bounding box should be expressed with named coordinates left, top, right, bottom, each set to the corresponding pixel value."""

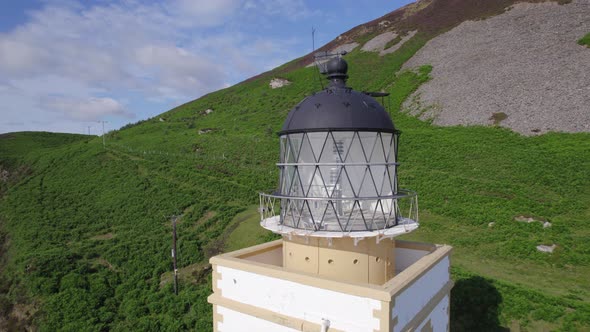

left=217, top=306, right=298, bottom=332
left=415, top=295, right=450, bottom=332
left=395, top=247, right=430, bottom=273
left=242, top=246, right=282, bottom=266
left=392, top=256, right=450, bottom=332
left=216, top=266, right=382, bottom=331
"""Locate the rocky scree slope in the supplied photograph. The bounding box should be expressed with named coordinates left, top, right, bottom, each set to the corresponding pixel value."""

left=402, top=0, right=590, bottom=135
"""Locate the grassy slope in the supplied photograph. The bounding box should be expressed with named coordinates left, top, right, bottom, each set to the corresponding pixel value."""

left=1, top=9, right=589, bottom=332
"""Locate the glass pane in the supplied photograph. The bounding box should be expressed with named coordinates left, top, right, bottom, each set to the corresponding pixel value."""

left=284, top=166, right=304, bottom=196
left=309, top=200, right=328, bottom=230
left=291, top=199, right=305, bottom=228
left=280, top=165, right=295, bottom=195
left=344, top=132, right=365, bottom=164
left=388, top=165, right=397, bottom=194
left=331, top=131, right=355, bottom=163
left=344, top=201, right=367, bottom=231
left=319, top=132, right=337, bottom=163
left=381, top=166, right=394, bottom=196
left=369, top=132, right=386, bottom=164
left=298, top=133, right=315, bottom=163
left=298, top=165, right=315, bottom=196
left=387, top=199, right=399, bottom=227
left=382, top=198, right=395, bottom=221
left=390, top=133, right=398, bottom=163
left=370, top=200, right=388, bottom=229
left=284, top=136, right=295, bottom=163
left=345, top=165, right=366, bottom=197
left=358, top=132, right=378, bottom=163
left=287, top=133, right=303, bottom=162
left=307, top=132, right=328, bottom=162
left=280, top=136, right=288, bottom=163
left=278, top=167, right=284, bottom=192
left=282, top=199, right=295, bottom=227
left=298, top=200, right=315, bottom=230
left=370, top=165, right=386, bottom=195
left=381, top=133, right=394, bottom=162
left=319, top=165, right=341, bottom=197
left=359, top=167, right=379, bottom=197
left=310, top=167, right=329, bottom=197
left=339, top=167, right=355, bottom=199
left=323, top=201, right=343, bottom=231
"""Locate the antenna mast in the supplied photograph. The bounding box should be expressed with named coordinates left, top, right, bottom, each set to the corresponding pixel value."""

left=97, top=120, right=108, bottom=149
left=312, top=27, right=325, bottom=90
left=312, top=27, right=315, bottom=52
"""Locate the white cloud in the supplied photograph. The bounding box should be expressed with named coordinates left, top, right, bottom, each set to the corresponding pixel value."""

left=243, top=0, right=319, bottom=20
left=0, top=0, right=317, bottom=133
left=0, top=39, right=49, bottom=75
left=44, top=97, right=133, bottom=121
left=134, top=44, right=225, bottom=96
left=169, top=0, right=242, bottom=27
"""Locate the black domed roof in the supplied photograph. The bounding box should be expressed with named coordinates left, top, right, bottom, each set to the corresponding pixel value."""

left=325, top=57, right=348, bottom=80
left=279, top=57, right=396, bottom=135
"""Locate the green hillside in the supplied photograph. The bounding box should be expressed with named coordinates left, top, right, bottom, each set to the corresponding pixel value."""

left=2, top=3, right=590, bottom=332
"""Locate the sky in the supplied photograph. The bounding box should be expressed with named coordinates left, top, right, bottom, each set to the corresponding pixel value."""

left=0, top=0, right=414, bottom=135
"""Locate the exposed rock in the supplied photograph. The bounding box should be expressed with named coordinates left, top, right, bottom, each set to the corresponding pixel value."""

left=381, top=30, right=417, bottom=55
left=269, top=78, right=291, bottom=89
left=333, top=42, right=359, bottom=54
left=536, top=244, right=557, bottom=253
left=204, top=109, right=214, bottom=115
left=402, top=0, right=590, bottom=135
left=159, top=118, right=165, bottom=122
left=198, top=129, right=213, bottom=135
left=514, top=215, right=537, bottom=223
left=488, top=222, right=495, bottom=227
left=0, top=169, right=9, bottom=182
left=361, top=31, right=398, bottom=52
left=514, top=215, right=551, bottom=228
left=360, top=30, right=417, bottom=56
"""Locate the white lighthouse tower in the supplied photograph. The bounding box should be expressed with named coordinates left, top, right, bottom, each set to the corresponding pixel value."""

left=209, top=57, right=453, bottom=332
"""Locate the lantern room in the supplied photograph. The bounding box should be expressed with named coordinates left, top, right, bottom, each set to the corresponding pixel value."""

left=260, top=57, right=418, bottom=237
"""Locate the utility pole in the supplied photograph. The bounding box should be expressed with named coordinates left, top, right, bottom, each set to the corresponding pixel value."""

left=312, top=26, right=315, bottom=53
left=87, top=126, right=91, bottom=135
left=97, top=120, right=108, bottom=149
left=171, top=216, right=178, bottom=295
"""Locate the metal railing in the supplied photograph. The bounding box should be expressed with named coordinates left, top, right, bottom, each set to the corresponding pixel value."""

left=259, top=189, right=418, bottom=233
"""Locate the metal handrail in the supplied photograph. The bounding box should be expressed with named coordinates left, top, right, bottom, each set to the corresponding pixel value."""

left=259, top=189, right=417, bottom=201
left=276, top=162, right=399, bottom=166
left=258, top=189, right=419, bottom=234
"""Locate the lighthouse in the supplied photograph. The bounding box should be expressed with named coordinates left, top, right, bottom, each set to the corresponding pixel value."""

left=209, top=56, right=453, bottom=332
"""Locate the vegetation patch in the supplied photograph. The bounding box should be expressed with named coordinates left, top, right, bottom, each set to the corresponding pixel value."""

left=224, top=207, right=278, bottom=252
left=578, top=32, right=590, bottom=47
left=383, top=35, right=403, bottom=50
left=159, top=262, right=211, bottom=288
left=490, top=112, right=508, bottom=125
left=190, top=211, right=217, bottom=228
